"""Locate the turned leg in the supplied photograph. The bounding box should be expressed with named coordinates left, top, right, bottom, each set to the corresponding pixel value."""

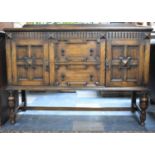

left=21, top=90, right=26, bottom=106
left=139, top=93, right=149, bottom=126
left=131, top=91, right=137, bottom=113
left=21, top=90, right=27, bottom=111
left=8, top=91, right=16, bottom=124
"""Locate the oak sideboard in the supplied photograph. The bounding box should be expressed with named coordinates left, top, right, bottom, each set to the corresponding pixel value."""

left=4, top=24, right=153, bottom=125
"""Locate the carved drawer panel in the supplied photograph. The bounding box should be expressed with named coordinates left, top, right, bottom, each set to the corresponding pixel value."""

left=55, top=64, right=99, bottom=87
left=55, top=40, right=99, bottom=63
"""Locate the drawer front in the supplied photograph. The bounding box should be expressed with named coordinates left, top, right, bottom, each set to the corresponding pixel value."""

left=55, top=40, right=99, bottom=63
left=55, top=64, right=99, bottom=87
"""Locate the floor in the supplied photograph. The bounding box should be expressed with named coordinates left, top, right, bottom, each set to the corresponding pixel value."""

left=1, top=91, right=155, bottom=133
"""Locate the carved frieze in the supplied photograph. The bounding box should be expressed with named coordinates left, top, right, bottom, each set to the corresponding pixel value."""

left=10, top=31, right=149, bottom=40
left=106, top=32, right=145, bottom=39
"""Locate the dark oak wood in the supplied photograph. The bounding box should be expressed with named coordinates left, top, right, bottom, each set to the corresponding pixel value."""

left=4, top=24, right=152, bottom=125
left=8, top=91, right=16, bottom=124
left=139, top=93, right=149, bottom=126
left=5, top=23, right=152, bottom=31
left=18, top=106, right=132, bottom=111
left=6, top=86, right=149, bottom=91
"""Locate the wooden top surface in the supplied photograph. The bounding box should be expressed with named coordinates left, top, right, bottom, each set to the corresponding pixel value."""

left=6, top=86, right=149, bottom=92
left=4, top=24, right=153, bottom=32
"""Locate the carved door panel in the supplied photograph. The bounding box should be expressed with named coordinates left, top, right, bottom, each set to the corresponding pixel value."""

left=106, top=40, right=144, bottom=87
left=12, top=40, right=49, bottom=85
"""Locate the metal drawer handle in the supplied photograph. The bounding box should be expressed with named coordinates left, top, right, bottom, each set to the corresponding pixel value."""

left=61, top=74, right=65, bottom=81
left=89, top=74, right=94, bottom=81
left=66, top=64, right=88, bottom=69
left=67, top=81, right=88, bottom=87
left=61, top=49, right=65, bottom=56
left=65, top=57, right=88, bottom=62
left=90, top=48, right=94, bottom=56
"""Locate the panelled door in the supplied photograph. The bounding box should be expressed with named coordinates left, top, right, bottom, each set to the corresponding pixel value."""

left=106, top=40, right=144, bottom=87
left=12, top=40, right=49, bottom=85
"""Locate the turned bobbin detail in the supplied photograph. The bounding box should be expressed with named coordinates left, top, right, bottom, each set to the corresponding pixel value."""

left=139, top=93, right=149, bottom=126
left=8, top=91, right=16, bottom=124
left=21, top=90, right=27, bottom=111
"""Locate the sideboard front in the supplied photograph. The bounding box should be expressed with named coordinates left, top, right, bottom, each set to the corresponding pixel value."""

left=5, top=29, right=151, bottom=88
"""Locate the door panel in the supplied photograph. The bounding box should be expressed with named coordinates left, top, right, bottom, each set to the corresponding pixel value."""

left=106, top=40, right=143, bottom=87
left=12, top=40, right=49, bottom=85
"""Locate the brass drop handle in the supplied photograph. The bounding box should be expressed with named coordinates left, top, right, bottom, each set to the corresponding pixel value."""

left=61, top=49, right=65, bottom=56
left=90, top=48, right=94, bottom=56
left=66, top=81, right=88, bottom=87
left=90, top=74, right=94, bottom=81
left=61, top=74, right=65, bottom=81
left=66, top=64, right=88, bottom=69
left=65, top=57, right=88, bottom=62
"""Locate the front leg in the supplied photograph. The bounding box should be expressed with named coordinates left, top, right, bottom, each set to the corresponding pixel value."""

left=8, top=91, right=16, bottom=124
left=131, top=91, right=137, bottom=113
left=139, top=93, right=149, bottom=126
left=21, top=90, right=27, bottom=111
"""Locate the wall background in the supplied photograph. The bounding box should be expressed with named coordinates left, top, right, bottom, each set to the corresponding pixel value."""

left=0, top=22, right=14, bottom=30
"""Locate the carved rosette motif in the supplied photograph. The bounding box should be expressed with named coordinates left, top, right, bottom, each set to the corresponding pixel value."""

left=6, top=32, right=13, bottom=39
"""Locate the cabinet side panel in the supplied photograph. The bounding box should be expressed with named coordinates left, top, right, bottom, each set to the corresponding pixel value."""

left=6, top=39, right=13, bottom=84
left=144, top=39, right=151, bottom=85
left=12, top=41, right=17, bottom=84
